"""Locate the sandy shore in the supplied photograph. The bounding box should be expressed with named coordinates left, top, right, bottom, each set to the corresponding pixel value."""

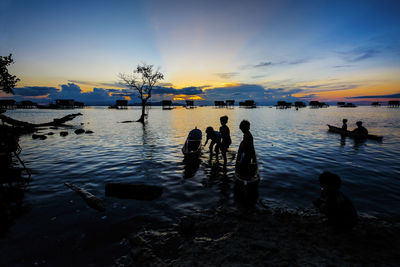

left=114, top=202, right=400, bottom=266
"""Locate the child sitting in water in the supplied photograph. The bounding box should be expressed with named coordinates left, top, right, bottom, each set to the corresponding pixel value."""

left=313, top=172, right=358, bottom=229
left=219, top=116, right=231, bottom=166
left=204, top=126, right=221, bottom=161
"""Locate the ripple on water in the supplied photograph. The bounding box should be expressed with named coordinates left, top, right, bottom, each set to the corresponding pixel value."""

left=7, top=106, right=400, bottom=218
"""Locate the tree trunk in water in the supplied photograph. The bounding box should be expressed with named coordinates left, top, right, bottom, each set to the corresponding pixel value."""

left=137, top=99, right=146, bottom=123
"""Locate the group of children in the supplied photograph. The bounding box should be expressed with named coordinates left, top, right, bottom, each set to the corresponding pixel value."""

left=203, top=116, right=358, bottom=229
left=204, top=116, right=256, bottom=170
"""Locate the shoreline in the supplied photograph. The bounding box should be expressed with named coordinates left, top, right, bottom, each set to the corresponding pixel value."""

left=115, top=203, right=400, bottom=266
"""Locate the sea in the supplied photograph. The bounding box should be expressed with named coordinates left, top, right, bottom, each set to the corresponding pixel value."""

left=1, top=106, right=399, bottom=265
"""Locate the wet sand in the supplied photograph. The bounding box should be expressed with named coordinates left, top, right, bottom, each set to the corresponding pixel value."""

left=115, top=202, right=400, bottom=266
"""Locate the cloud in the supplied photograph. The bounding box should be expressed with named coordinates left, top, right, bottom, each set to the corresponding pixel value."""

left=253, top=61, right=273, bottom=68
left=333, top=65, right=353, bottom=68
left=339, top=47, right=380, bottom=62
left=215, top=72, right=238, bottom=79
left=68, top=80, right=126, bottom=88
left=13, top=86, right=59, bottom=97
left=287, top=59, right=308, bottom=65
left=153, top=86, right=203, bottom=95
left=158, top=82, right=174, bottom=87
left=298, top=82, right=358, bottom=93
left=7, top=83, right=207, bottom=104
left=202, top=84, right=305, bottom=104
left=252, top=58, right=308, bottom=68
left=346, top=93, right=400, bottom=99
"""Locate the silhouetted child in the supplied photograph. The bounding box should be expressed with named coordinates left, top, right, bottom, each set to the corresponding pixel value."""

left=204, top=126, right=221, bottom=161
left=352, top=121, right=368, bottom=136
left=236, top=120, right=256, bottom=175
left=313, top=172, right=357, bottom=229
left=219, top=116, right=231, bottom=166
left=341, top=119, right=348, bottom=130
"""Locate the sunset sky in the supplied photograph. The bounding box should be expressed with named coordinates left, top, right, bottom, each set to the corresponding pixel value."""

left=1, top=0, right=399, bottom=104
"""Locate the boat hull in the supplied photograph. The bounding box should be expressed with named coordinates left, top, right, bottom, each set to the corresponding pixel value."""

left=327, top=125, right=383, bottom=141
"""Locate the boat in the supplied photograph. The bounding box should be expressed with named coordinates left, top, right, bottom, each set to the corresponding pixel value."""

left=327, top=125, right=383, bottom=141
left=182, top=128, right=202, bottom=157
left=235, top=159, right=260, bottom=185
left=234, top=158, right=259, bottom=202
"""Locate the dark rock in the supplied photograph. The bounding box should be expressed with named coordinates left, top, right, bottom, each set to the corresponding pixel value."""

left=85, top=130, right=94, bottom=134
left=74, top=129, right=85, bottom=134
left=105, top=183, right=163, bottom=200
left=32, top=134, right=46, bottom=140
left=60, top=131, right=68, bottom=137
left=47, top=132, right=54, bottom=135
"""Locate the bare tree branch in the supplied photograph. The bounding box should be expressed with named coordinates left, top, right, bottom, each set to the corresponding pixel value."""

left=119, top=63, right=164, bottom=123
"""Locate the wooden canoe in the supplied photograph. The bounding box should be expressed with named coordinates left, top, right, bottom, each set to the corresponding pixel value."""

left=327, top=125, right=383, bottom=141
left=182, top=139, right=202, bottom=157
left=235, top=160, right=260, bottom=185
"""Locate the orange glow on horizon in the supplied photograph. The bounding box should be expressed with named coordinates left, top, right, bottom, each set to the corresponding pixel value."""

left=172, top=94, right=204, bottom=101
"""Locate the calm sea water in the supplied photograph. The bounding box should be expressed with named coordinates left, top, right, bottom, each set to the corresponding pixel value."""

left=1, top=106, right=400, bottom=265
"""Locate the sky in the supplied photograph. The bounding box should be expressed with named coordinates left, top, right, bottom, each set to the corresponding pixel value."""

left=1, top=0, right=399, bottom=105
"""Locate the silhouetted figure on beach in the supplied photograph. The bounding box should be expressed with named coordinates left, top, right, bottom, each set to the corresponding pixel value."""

left=219, top=116, right=231, bottom=166
left=236, top=120, right=256, bottom=175
left=352, top=121, right=368, bottom=136
left=313, top=172, right=357, bottom=229
left=341, top=119, right=348, bottom=131
left=204, top=126, right=221, bottom=162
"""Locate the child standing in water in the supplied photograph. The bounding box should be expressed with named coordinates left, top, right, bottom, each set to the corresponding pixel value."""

left=236, top=120, right=256, bottom=175
left=219, top=116, right=231, bottom=166
left=204, top=126, right=221, bottom=162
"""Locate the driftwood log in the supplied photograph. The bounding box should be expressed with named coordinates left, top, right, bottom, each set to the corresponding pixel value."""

left=64, top=182, right=106, bottom=212
left=0, top=113, right=82, bottom=134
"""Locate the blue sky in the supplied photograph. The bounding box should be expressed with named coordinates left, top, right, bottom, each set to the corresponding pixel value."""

left=1, top=0, right=399, bottom=104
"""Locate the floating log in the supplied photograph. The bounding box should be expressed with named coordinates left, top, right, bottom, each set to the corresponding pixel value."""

left=64, top=182, right=106, bottom=212
left=105, top=183, right=163, bottom=200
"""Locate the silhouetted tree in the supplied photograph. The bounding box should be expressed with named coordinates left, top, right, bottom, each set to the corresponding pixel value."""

left=0, top=54, right=20, bottom=94
left=119, top=64, right=164, bottom=123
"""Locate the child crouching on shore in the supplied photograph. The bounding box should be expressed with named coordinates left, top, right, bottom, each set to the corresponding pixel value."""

left=313, top=172, right=358, bottom=229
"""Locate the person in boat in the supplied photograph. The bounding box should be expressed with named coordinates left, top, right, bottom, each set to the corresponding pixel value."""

left=341, top=119, right=348, bottom=130
left=204, top=126, right=221, bottom=161
left=219, top=116, right=231, bottom=166
left=236, top=120, right=256, bottom=175
left=312, top=172, right=357, bottom=229
left=352, top=121, right=368, bottom=136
